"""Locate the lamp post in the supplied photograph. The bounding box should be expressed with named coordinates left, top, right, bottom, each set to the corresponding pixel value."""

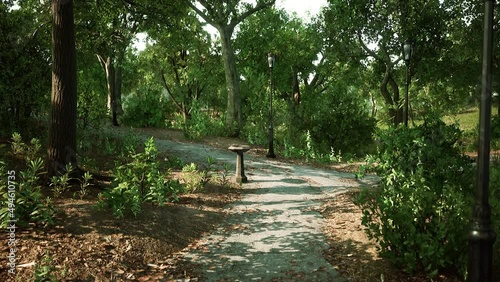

left=266, top=52, right=276, bottom=158
left=402, top=39, right=413, bottom=127
left=468, top=1, right=496, bottom=281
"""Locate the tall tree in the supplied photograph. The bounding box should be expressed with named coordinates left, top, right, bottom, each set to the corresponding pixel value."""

left=186, top=0, right=275, bottom=136
left=76, top=0, right=143, bottom=126
left=47, top=0, right=78, bottom=177
left=324, top=0, right=451, bottom=125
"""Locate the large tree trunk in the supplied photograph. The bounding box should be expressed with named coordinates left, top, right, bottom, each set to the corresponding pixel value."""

left=219, top=26, right=241, bottom=136
left=48, top=0, right=78, bottom=177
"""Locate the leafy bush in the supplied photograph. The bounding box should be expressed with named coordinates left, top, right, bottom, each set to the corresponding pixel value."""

left=180, top=163, right=210, bottom=193
left=96, top=137, right=183, bottom=218
left=355, top=116, right=474, bottom=277
left=298, top=88, right=376, bottom=156
left=121, top=90, right=170, bottom=128
left=0, top=133, right=55, bottom=228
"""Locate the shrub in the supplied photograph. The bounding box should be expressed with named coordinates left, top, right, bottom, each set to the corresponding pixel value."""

left=121, top=90, right=170, bottom=128
left=0, top=133, right=55, bottom=228
left=298, top=88, right=376, bottom=156
left=355, top=116, right=474, bottom=277
left=96, top=137, right=183, bottom=218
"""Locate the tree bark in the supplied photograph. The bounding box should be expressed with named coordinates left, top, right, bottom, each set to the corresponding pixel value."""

left=97, top=55, right=119, bottom=126
left=219, top=26, right=241, bottom=136
left=115, top=51, right=124, bottom=115
left=48, top=0, right=78, bottom=177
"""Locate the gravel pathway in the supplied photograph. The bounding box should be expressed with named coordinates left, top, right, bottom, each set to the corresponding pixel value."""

left=150, top=137, right=377, bottom=281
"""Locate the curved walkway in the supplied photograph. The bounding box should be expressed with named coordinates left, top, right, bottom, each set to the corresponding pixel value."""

left=151, top=137, right=377, bottom=281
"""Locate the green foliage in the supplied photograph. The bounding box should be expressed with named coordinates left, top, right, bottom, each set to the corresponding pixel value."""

left=74, top=171, right=92, bottom=200
left=298, top=88, right=376, bottom=156
left=488, top=159, right=500, bottom=267
left=491, top=115, right=500, bottom=139
left=121, top=89, right=170, bottom=128
left=49, top=164, right=73, bottom=198
left=96, top=137, right=183, bottom=218
left=77, top=65, right=108, bottom=131
left=33, top=252, right=60, bottom=282
left=180, top=162, right=209, bottom=193
left=0, top=4, right=51, bottom=138
left=355, top=116, right=474, bottom=277
left=182, top=105, right=226, bottom=139
left=0, top=134, right=55, bottom=228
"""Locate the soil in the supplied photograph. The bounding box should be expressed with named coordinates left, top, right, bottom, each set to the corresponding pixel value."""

left=1, top=127, right=464, bottom=281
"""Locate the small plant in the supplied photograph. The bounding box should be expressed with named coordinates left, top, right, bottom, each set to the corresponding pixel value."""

left=33, top=252, right=58, bottom=282
left=11, top=132, right=42, bottom=161
left=11, top=132, right=24, bottom=155
left=0, top=134, right=55, bottom=228
left=181, top=162, right=209, bottom=193
left=97, top=137, right=183, bottom=218
left=216, top=163, right=232, bottom=188
left=50, top=163, right=73, bottom=198
left=74, top=171, right=92, bottom=200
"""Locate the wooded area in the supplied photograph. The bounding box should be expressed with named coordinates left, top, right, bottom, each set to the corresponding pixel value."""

left=1, top=0, right=499, bottom=281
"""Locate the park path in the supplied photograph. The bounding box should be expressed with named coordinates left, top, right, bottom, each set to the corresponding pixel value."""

left=143, top=133, right=378, bottom=281
left=150, top=137, right=373, bottom=281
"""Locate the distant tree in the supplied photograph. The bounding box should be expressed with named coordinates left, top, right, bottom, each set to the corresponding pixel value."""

left=47, top=0, right=78, bottom=177
left=323, top=0, right=452, bottom=125
left=186, top=0, right=275, bottom=136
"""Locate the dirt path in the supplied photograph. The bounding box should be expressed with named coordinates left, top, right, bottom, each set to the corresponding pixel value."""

left=130, top=131, right=378, bottom=281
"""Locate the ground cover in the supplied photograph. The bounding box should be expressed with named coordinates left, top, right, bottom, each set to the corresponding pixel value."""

left=0, top=125, right=480, bottom=281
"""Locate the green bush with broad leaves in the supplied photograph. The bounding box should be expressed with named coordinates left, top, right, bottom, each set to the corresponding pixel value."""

left=96, top=137, right=183, bottom=218
left=121, top=89, right=170, bottom=128
left=355, top=116, right=475, bottom=277
left=0, top=133, right=55, bottom=228
left=299, top=88, right=376, bottom=156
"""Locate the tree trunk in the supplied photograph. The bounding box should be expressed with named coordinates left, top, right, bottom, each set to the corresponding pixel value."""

left=380, top=68, right=403, bottom=126
left=48, top=0, right=78, bottom=177
left=98, top=55, right=119, bottom=126
left=219, top=26, right=241, bottom=136
left=115, top=51, right=124, bottom=115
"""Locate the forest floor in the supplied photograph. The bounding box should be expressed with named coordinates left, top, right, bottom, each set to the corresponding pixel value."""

left=1, top=127, right=463, bottom=281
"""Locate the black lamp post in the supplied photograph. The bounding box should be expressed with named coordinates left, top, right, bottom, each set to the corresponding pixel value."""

left=467, top=1, right=496, bottom=281
left=266, top=52, right=276, bottom=158
left=403, top=39, right=413, bottom=127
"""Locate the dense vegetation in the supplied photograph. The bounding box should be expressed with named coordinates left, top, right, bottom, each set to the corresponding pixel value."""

left=1, top=0, right=499, bottom=280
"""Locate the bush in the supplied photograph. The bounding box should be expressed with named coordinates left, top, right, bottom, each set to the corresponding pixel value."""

left=96, top=137, right=183, bottom=218
left=121, top=90, right=170, bottom=128
left=356, top=116, right=474, bottom=277
left=0, top=133, right=55, bottom=228
left=299, top=88, right=376, bottom=156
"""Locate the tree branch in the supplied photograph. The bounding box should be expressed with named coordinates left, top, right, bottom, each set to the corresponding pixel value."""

left=161, top=71, right=183, bottom=112
left=229, top=0, right=275, bottom=28
left=187, top=1, right=218, bottom=27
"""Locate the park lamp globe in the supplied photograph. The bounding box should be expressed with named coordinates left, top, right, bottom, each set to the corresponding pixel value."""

left=403, top=39, right=413, bottom=64
left=268, top=52, right=275, bottom=69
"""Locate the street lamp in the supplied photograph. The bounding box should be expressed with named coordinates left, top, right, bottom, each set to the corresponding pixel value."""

left=402, top=39, right=413, bottom=127
left=468, top=1, right=496, bottom=281
left=266, top=52, right=276, bottom=158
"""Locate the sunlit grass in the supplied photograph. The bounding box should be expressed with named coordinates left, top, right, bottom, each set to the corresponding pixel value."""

left=443, top=107, right=480, bottom=132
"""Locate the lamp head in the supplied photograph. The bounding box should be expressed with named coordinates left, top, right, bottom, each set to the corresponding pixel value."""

left=268, top=52, right=275, bottom=68
left=403, top=39, right=413, bottom=63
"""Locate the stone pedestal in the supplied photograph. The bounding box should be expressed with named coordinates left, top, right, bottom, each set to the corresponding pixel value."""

left=228, top=145, right=251, bottom=183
